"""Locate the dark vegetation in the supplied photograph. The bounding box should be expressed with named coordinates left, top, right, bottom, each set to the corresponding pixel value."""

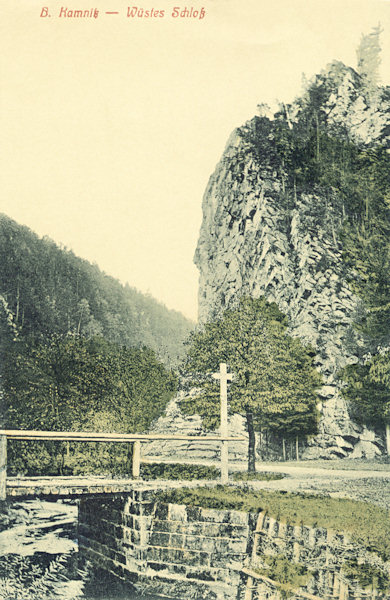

left=342, top=560, right=390, bottom=593
left=0, top=552, right=85, bottom=600
left=140, top=463, right=285, bottom=481
left=156, top=486, right=390, bottom=560
left=0, top=215, right=191, bottom=475
left=5, top=335, right=177, bottom=476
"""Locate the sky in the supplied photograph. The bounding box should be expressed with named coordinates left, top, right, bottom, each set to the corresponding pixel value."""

left=1, top=0, right=390, bottom=321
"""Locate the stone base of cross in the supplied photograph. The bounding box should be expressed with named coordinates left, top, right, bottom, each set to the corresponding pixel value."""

left=212, top=363, right=233, bottom=484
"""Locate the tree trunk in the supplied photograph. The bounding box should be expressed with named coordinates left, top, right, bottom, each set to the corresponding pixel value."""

left=282, top=438, right=286, bottom=461
left=296, top=436, right=300, bottom=461
left=386, top=424, right=390, bottom=456
left=246, top=412, right=256, bottom=473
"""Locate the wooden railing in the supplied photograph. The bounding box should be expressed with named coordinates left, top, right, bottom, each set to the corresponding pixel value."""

left=0, top=429, right=246, bottom=499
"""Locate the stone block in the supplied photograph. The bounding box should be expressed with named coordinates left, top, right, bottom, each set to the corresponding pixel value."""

left=199, top=507, right=230, bottom=523
left=149, top=531, right=170, bottom=547
left=168, top=503, right=188, bottom=522
left=152, top=519, right=183, bottom=534
left=211, top=551, right=246, bottom=569
left=154, top=504, right=169, bottom=520
left=169, top=533, right=185, bottom=548
left=140, top=502, right=155, bottom=516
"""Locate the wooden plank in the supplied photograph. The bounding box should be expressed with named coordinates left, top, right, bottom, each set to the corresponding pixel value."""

left=220, top=441, right=229, bottom=484
left=0, top=434, right=6, bottom=501
left=132, top=441, right=141, bottom=479
left=1, top=429, right=246, bottom=442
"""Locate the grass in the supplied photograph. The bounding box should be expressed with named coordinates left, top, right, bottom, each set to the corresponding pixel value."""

left=141, top=463, right=220, bottom=480
left=254, top=556, right=310, bottom=599
left=140, top=463, right=285, bottom=481
left=342, top=560, right=390, bottom=592
left=156, top=486, right=390, bottom=560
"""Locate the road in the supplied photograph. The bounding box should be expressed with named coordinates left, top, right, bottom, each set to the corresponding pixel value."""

left=243, top=461, right=390, bottom=509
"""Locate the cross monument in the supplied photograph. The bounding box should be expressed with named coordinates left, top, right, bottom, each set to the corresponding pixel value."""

left=212, top=362, right=233, bottom=484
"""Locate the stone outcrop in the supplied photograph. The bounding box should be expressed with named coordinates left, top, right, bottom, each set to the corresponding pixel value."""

left=193, top=62, right=390, bottom=458
left=142, top=391, right=249, bottom=464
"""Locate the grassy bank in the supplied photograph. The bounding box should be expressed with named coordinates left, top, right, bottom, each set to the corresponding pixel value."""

left=156, top=486, right=390, bottom=560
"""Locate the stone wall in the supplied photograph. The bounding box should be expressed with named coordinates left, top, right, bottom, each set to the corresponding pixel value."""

left=78, top=489, right=251, bottom=599
left=78, top=489, right=390, bottom=600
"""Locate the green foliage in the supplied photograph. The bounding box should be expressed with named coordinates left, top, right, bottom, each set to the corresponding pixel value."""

left=249, top=67, right=390, bottom=349
left=0, top=214, right=193, bottom=366
left=138, top=463, right=285, bottom=481
left=0, top=552, right=85, bottom=600
left=272, top=77, right=390, bottom=346
left=339, top=352, right=390, bottom=429
left=251, top=69, right=390, bottom=347
left=181, top=296, right=321, bottom=470
left=141, top=463, right=220, bottom=480
left=3, top=335, right=177, bottom=475
left=156, top=486, right=390, bottom=560
left=342, top=560, right=390, bottom=592
left=255, top=556, right=310, bottom=599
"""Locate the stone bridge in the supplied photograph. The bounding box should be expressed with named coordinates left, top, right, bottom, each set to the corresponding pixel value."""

left=1, top=430, right=387, bottom=599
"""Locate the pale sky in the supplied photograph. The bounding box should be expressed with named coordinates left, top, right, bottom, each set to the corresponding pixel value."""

left=1, top=0, right=390, bottom=321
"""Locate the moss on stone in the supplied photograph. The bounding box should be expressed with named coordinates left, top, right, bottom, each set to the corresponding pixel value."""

left=254, top=556, right=310, bottom=599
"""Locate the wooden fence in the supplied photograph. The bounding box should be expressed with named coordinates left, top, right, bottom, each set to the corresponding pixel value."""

left=0, top=429, right=246, bottom=500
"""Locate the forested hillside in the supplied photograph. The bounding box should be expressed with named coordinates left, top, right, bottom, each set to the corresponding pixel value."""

left=0, top=214, right=193, bottom=474
left=0, top=214, right=194, bottom=365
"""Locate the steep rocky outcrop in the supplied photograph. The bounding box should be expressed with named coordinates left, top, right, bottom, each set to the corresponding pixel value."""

left=194, top=62, right=390, bottom=458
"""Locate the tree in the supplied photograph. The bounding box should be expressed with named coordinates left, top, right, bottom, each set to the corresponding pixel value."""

left=3, top=334, right=177, bottom=475
left=181, top=297, right=322, bottom=472
left=356, top=25, right=383, bottom=96
left=0, top=295, right=17, bottom=427
left=340, top=349, right=390, bottom=454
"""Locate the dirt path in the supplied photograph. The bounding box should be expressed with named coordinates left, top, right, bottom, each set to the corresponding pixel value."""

left=245, top=462, right=390, bottom=509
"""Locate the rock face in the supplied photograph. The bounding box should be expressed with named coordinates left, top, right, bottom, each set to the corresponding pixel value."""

left=142, top=391, right=249, bottom=464
left=194, top=62, right=390, bottom=458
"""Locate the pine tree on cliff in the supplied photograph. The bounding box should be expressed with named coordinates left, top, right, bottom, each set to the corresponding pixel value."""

left=356, top=25, right=382, bottom=96
left=181, top=297, right=322, bottom=472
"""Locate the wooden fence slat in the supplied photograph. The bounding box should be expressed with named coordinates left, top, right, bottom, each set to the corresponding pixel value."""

left=132, top=441, right=141, bottom=479
left=1, top=429, right=245, bottom=443
left=0, top=434, right=6, bottom=501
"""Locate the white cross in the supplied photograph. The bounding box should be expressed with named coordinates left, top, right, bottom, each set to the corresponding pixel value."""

left=212, top=363, right=233, bottom=484
left=212, top=363, right=233, bottom=437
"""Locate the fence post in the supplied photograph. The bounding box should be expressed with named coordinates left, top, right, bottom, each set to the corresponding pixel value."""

left=132, top=440, right=141, bottom=479
left=0, top=434, right=6, bottom=500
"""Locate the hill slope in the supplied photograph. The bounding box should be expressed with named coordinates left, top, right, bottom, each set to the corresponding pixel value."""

left=0, top=214, right=194, bottom=365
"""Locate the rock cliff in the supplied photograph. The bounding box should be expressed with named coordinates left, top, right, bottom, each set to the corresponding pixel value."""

left=194, top=62, right=390, bottom=458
